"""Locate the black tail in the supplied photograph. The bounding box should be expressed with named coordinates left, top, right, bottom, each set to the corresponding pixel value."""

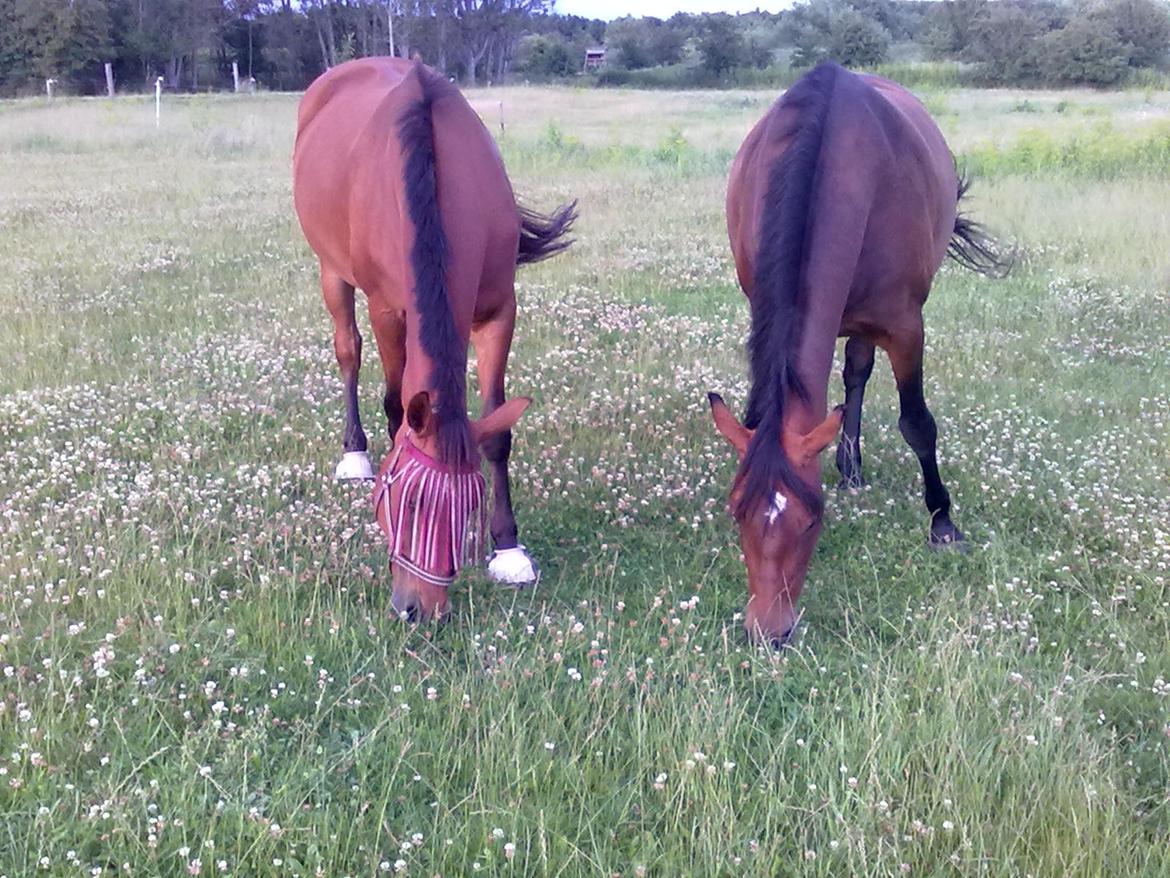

left=949, top=170, right=1012, bottom=277
left=397, top=65, right=475, bottom=465
left=737, top=61, right=840, bottom=519
left=517, top=201, right=578, bottom=265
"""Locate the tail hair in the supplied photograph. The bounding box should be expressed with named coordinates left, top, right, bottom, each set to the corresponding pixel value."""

left=949, top=169, right=1013, bottom=278
left=517, top=201, right=578, bottom=265
left=397, top=65, right=475, bottom=465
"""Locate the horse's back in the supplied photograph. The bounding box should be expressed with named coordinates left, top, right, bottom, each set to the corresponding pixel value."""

left=293, top=58, right=519, bottom=308
left=293, top=59, right=419, bottom=288
left=296, top=57, right=413, bottom=136
left=728, top=64, right=958, bottom=322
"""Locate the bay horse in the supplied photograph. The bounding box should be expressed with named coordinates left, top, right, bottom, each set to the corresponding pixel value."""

left=293, top=58, right=575, bottom=621
left=710, top=61, right=1006, bottom=647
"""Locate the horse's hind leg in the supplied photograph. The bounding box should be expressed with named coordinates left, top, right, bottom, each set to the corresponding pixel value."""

left=472, top=301, right=538, bottom=586
left=321, top=264, right=372, bottom=480
left=887, top=323, right=964, bottom=547
left=836, top=336, right=875, bottom=489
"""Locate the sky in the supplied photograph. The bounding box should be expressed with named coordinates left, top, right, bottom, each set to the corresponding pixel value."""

left=554, top=1, right=793, bottom=20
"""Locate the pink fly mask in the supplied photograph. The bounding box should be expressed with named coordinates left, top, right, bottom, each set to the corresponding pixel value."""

left=373, top=434, right=487, bottom=587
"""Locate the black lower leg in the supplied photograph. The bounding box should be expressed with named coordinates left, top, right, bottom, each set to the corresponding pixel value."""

left=342, top=381, right=367, bottom=453
left=836, top=337, right=875, bottom=488
left=896, top=368, right=962, bottom=544
left=342, top=362, right=367, bottom=455
left=383, top=390, right=403, bottom=441
left=481, top=423, right=519, bottom=550
left=335, top=320, right=368, bottom=454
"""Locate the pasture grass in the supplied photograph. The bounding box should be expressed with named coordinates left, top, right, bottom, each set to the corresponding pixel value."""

left=1, top=84, right=1169, bottom=877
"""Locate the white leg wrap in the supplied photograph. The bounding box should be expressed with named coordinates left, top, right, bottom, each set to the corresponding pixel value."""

left=334, top=450, right=374, bottom=481
left=487, top=545, right=539, bottom=586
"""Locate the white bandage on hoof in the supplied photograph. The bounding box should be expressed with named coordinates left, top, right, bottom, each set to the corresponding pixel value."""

left=334, top=451, right=374, bottom=481
left=487, top=545, right=539, bottom=587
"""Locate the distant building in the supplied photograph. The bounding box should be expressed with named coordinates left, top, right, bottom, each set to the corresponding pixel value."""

left=584, top=47, right=606, bottom=70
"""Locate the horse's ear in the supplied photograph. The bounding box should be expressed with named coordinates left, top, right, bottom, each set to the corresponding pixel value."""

left=708, top=392, right=751, bottom=456
left=472, top=397, right=531, bottom=446
left=406, top=391, right=434, bottom=435
left=785, top=405, right=845, bottom=466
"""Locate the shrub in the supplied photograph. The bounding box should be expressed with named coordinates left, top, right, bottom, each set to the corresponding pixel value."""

left=826, top=7, right=891, bottom=68
left=699, top=14, right=745, bottom=76
left=1038, top=18, right=1129, bottom=87
left=1085, top=0, right=1170, bottom=68
left=967, top=3, right=1047, bottom=83
left=515, top=35, right=573, bottom=78
left=962, top=121, right=1170, bottom=178
left=787, top=0, right=891, bottom=68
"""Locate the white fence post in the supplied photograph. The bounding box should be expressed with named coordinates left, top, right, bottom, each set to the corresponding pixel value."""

left=232, top=61, right=240, bottom=93
left=155, top=76, right=163, bottom=128
left=105, top=62, right=115, bottom=97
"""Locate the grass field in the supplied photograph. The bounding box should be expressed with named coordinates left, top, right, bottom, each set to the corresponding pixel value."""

left=1, top=81, right=1169, bottom=877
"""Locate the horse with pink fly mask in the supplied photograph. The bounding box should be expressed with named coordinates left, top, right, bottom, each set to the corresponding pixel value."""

left=373, top=429, right=487, bottom=589
left=293, top=59, right=574, bottom=620
left=371, top=393, right=536, bottom=620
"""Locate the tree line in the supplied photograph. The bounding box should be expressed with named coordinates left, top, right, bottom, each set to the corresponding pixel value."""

left=1, top=0, right=1168, bottom=97
left=572, top=1, right=1170, bottom=88
left=0, top=0, right=558, bottom=95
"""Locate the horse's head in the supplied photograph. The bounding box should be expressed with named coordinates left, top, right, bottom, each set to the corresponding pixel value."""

left=707, top=393, right=843, bottom=647
left=374, top=392, right=530, bottom=622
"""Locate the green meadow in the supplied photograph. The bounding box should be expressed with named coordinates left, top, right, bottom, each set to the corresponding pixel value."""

left=1, top=81, right=1168, bottom=876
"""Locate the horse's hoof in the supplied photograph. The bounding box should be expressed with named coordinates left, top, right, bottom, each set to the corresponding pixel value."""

left=929, top=528, right=968, bottom=552
left=334, top=451, right=374, bottom=481
left=487, top=546, right=540, bottom=587
left=768, top=629, right=794, bottom=651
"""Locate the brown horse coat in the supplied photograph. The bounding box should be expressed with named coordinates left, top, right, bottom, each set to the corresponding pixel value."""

left=713, top=62, right=1005, bottom=645
left=295, top=58, right=525, bottom=398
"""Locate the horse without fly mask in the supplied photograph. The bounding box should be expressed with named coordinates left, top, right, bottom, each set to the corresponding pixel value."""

left=293, top=58, right=575, bottom=621
left=712, top=61, right=1008, bottom=648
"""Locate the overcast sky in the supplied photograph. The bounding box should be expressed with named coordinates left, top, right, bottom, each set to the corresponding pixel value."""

left=554, top=1, right=793, bottom=20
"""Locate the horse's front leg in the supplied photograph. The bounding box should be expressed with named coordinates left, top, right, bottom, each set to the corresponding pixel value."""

left=367, top=301, right=407, bottom=445
left=321, top=264, right=372, bottom=481
left=471, top=300, right=538, bottom=586
left=886, top=321, right=964, bottom=548
left=836, top=336, right=876, bottom=489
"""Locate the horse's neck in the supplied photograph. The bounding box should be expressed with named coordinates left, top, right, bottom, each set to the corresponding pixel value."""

left=789, top=297, right=847, bottom=430
left=402, top=334, right=467, bottom=407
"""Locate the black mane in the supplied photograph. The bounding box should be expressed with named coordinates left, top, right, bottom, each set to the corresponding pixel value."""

left=397, top=65, right=475, bottom=465
left=736, top=61, right=841, bottom=520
